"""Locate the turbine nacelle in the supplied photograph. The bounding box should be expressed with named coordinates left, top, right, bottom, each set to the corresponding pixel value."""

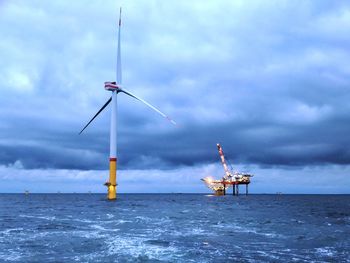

left=104, top=81, right=121, bottom=91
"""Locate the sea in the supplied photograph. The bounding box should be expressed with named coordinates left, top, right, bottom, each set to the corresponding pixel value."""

left=0, top=194, right=349, bottom=262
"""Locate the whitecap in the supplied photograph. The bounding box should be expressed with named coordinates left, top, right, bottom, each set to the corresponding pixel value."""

left=105, top=235, right=179, bottom=261
left=315, top=247, right=334, bottom=257
left=0, top=228, right=24, bottom=235
left=106, top=213, right=114, bottom=219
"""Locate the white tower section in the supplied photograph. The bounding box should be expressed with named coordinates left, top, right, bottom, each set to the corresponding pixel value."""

left=109, top=8, right=122, bottom=160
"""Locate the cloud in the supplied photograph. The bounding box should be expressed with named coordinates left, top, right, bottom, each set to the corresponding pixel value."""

left=1, top=162, right=349, bottom=194
left=0, top=1, right=350, bottom=193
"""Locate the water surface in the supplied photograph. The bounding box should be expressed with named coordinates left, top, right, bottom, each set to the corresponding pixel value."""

left=0, top=194, right=349, bottom=262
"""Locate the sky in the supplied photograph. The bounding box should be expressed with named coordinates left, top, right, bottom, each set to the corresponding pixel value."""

left=1, top=0, right=350, bottom=194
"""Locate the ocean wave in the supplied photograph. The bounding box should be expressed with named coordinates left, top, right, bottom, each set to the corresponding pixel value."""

left=315, top=247, right=335, bottom=257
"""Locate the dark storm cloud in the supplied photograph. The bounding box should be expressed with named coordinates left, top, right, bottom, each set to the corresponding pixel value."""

left=1, top=1, right=350, bottom=170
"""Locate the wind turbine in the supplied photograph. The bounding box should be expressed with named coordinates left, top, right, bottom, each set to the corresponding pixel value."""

left=79, top=8, right=176, bottom=200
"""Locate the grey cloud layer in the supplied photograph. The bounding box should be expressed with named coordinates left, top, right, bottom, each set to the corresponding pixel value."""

left=1, top=1, right=350, bottom=170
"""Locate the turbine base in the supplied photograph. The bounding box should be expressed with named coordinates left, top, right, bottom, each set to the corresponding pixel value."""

left=107, top=158, right=117, bottom=200
left=104, top=81, right=120, bottom=91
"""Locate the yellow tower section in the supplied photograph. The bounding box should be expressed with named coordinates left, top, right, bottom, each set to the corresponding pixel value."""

left=106, top=157, right=117, bottom=200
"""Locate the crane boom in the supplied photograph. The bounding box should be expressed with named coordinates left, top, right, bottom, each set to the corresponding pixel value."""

left=217, top=143, right=232, bottom=179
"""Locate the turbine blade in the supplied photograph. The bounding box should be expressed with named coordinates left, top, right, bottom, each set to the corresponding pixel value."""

left=116, top=7, right=122, bottom=84
left=119, top=88, right=176, bottom=125
left=79, top=97, right=112, bottom=134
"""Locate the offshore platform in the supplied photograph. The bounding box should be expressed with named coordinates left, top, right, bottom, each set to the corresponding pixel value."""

left=201, top=144, right=253, bottom=196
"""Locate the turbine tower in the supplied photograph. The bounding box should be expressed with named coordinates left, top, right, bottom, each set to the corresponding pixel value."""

left=79, top=8, right=176, bottom=200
